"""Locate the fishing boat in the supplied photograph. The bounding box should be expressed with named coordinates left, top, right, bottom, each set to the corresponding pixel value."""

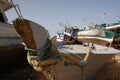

left=109, top=32, right=120, bottom=49
left=99, top=22, right=120, bottom=49
left=56, top=24, right=114, bottom=46
left=102, top=22, right=120, bottom=31
left=0, top=0, right=26, bottom=67
left=76, top=25, right=114, bottom=46
left=77, top=28, right=105, bottom=36
left=56, top=26, right=79, bottom=42
left=13, top=18, right=120, bottom=80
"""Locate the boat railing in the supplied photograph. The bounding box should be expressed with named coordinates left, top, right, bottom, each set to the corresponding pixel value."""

left=9, top=0, right=23, bottom=19
left=0, top=0, right=23, bottom=22
left=0, top=0, right=13, bottom=4
left=2, top=0, right=14, bottom=4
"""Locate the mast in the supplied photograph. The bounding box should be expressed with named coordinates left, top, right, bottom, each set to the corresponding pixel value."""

left=101, top=13, right=106, bottom=24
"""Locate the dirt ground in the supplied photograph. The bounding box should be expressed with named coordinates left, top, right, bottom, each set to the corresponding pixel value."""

left=0, top=54, right=120, bottom=80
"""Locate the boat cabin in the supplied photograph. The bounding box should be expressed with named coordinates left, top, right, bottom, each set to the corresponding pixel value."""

left=64, top=27, right=79, bottom=41
left=0, top=0, right=14, bottom=23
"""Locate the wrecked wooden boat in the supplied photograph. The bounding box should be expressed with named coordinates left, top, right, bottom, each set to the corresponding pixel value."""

left=13, top=18, right=120, bottom=80
left=0, top=0, right=26, bottom=67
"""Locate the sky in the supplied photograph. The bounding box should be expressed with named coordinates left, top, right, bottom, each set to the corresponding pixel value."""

left=6, top=0, right=120, bottom=37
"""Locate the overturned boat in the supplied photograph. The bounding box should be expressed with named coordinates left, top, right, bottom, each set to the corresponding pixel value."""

left=0, top=0, right=26, bottom=67
left=13, top=18, right=120, bottom=80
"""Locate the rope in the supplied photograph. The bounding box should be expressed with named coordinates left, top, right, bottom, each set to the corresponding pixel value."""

left=112, top=56, right=116, bottom=80
left=25, top=47, right=37, bottom=52
left=61, top=47, right=90, bottom=80
left=25, top=38, right=50, bottom=52
left=82, top=66, right=86, bottom=80
left=27, top=37, right=61, bottom=66
left=26, top=36, right=90, bottom=80
left=61, top=47, right=90, bottom=67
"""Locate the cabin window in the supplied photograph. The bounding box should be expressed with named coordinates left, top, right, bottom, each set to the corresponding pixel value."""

left=0, top=12, right=5, bottom=23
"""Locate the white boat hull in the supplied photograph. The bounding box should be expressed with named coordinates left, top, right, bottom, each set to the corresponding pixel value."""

left=105, top=24, right=120, bottom=31
left=77, top=36, right=113, bottom=46
left=52, top=44, right=119, bottom=80
left=77, top=29, right=105, bottom=36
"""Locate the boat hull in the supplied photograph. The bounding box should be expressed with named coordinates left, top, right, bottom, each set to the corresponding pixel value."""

left=77, top=29, right=105, bottom=36
left=77, top=37, right=112, bottom=46
left=105, top=24, right=120, bottom=31
left=55, top=54, right=114, bottom=80
left=0, top=23, right=26, bottom=67
left=52, top=44, right=119, bottom=80
left=0, top=44, right=26, bottom=67
left=76, top=28, right=114, bottom=46
left=26, top=47, right=116, bottom=80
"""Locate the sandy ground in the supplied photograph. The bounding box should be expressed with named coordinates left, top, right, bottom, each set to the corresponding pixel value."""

left=0, top=54, right=120, bottom=80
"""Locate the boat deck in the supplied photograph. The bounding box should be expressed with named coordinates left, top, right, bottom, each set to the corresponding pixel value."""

left=55, top=42, right=120, bottom=54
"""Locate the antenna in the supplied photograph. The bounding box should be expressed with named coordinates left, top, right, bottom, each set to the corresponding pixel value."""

left=101, top=13, right=106, bottom=24
left=59, top=22, right=69, bottom=28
